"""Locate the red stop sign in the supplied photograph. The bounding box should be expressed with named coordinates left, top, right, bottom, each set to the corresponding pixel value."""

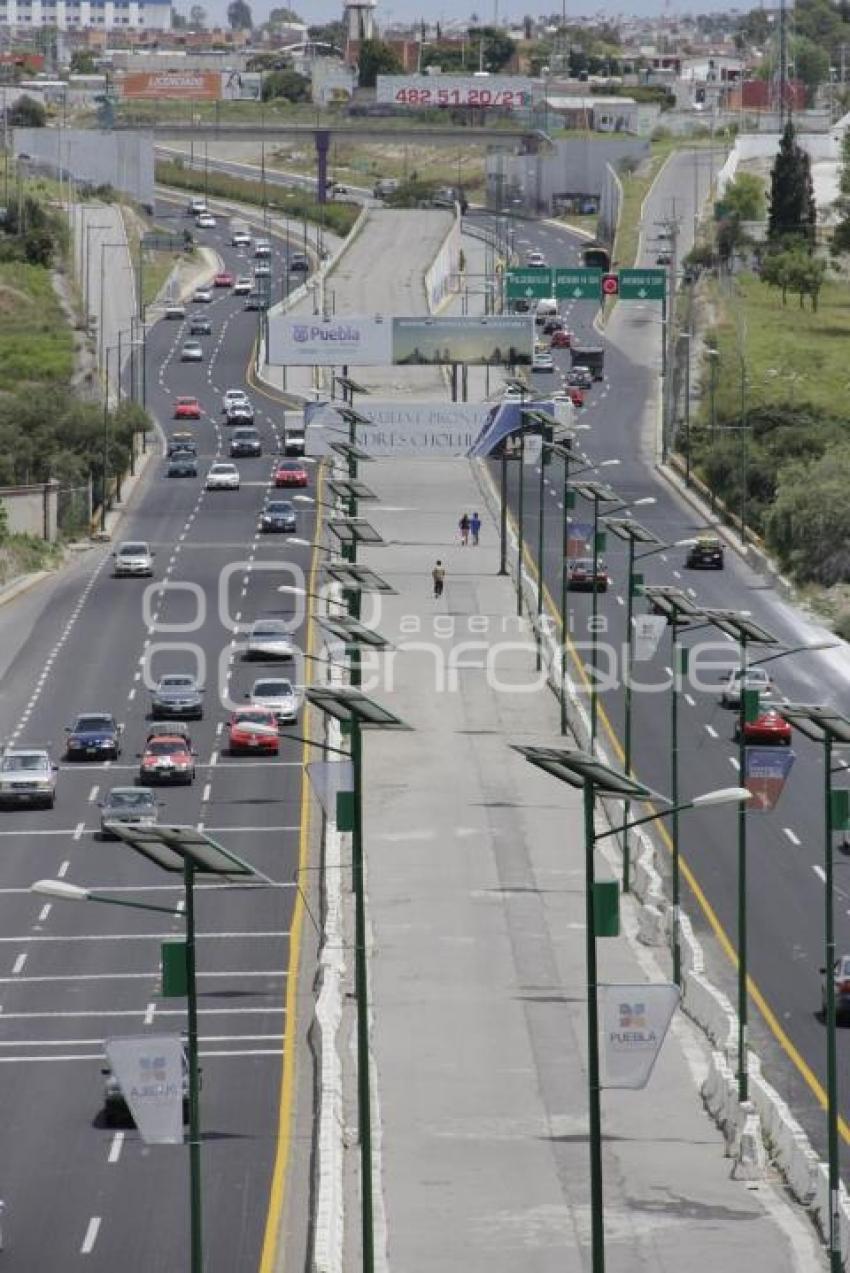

left=601, top=273, right=619, bottom=296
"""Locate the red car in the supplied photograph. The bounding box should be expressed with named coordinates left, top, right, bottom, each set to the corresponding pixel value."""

left=174, top=396, right=201, bottom=420
left=566, top=558, right=609, bottom=592
left=213, top=271, right=235, bottom=288
left=734, top=708, right=792, bottom=746
left=550, top=329, right=572, bottom=349
left=274, top=460, right=308, bottom=488
left=228, top=708, right=280, bottom=754
left=138, top=734, right=196, bottom=785
left=566, top=387, right=584, bottom=408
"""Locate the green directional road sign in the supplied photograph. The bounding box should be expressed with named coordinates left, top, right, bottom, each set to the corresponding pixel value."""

left=619, top=268, right=666, bottom=302
left=506, top=268, right=552, bottom=300
left=553, top=267, right=602, bottom=300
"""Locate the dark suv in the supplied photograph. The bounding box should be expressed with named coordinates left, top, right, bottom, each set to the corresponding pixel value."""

left=229, top=428, right=262, bottom=458
left=685, top=534, right=724, bottom=570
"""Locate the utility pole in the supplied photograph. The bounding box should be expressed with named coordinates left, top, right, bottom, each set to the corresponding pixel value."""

left=778, top=0, right=788, bottom=126
left=655, top=204, right=681, bottom=463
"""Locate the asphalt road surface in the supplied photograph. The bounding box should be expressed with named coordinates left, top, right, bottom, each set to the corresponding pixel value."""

left=0, top=202, right=315, bottom=1269
left=477, top=151, right=850, bottom=1177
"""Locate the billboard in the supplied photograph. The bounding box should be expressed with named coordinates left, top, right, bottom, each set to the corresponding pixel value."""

left=467, top=398, right=558, bottom=458
left=119, top=71, right=222, bottom=101
left=304, top=400, right=493, bottom=457
left=267, top=316, right=393, bottom=367
left=392, top=316, right=533, bottom=367
left=267, top=314, right=533, bottom=368
left=376, top=75, right=534, bottom=110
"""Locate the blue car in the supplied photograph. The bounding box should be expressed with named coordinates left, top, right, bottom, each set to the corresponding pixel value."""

left=65, top=712, right=123, bottom=762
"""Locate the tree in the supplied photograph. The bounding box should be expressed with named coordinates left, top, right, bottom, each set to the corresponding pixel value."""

left=227, top=0, right=252, bottom=30
left=189, top=3, right=206, bottom=27
left=261, top=69, right=310, bottom=102
left=357, top=39, right=402, bottom=88
left=172, top=11, right=187, bottom=27
left=767, top=121, right=817, bottom=247
left=468, top=25, right=516, bottom=72
left=765, top=444, right=850, bottom=584
left=70, top=50, right=98, bottom=73
left=720, top=172, right=765, bottom=222
left=760, top=249, right=796, bottom=303
left=268, top=6, right=301, bottom=21
left=8, top=95, right=46, bottom=128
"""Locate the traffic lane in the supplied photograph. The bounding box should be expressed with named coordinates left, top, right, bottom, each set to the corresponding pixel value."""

left=638, top=149, right=717, bottom=266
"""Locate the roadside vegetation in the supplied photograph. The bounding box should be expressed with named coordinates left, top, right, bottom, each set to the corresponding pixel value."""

left=155, top=157, right=359, bottom=237
left=681, top=121, right=850, bottom=630
left=271, top=139, right=486, bottom=198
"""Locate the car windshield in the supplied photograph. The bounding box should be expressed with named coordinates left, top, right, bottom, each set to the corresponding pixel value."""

left=2, top=754, right=46, bottom=772
left=210, top=465, right=234, bottom=474
left=266, top=503, right=293, bottom=514
left=160, top=676, right=195, bottom=689
left=147, top=740, right=188, bottom=755
left=75, top=715, right=114, bottom=731
left=119, top=544, right=147, bottom=556
left=107, top=789, right=155, bottom=809
left=176, top=398, right=195, bottom=406
left=237, top=711, right=275, bottom=725
left=279, top=462, right=302, bottom=471
left=254, top=680, right=293, bottom=696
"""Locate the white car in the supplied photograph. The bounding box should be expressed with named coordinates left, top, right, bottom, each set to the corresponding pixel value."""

left=231, top=231, right=252, bottom=248
left=113, top=540, right=155, bottom=577
left=188, top=197, right=207, bottom=215
left=180, top=340, right=203, bottom=363
left=720, top=666, right=774, bottom=708
left=253, top=263, right=271, bottom=278
left=526, top=250, right=547, bottom=267
left=249, top=676, right=298, bottom=723
left=222, top=389, right=249, bottom=413
left=193, top=288, right=213, bottom=304
left=165, top=303, right=186, bottom=320
left=532, top=352, right=555, bottom=373
left=233, top=276, right=253, bottom=295
left=246, top=620, right=295, bottom=661
left=0, top=749, right=57, bottom=809
left=195, top=213, right=216, bottom=229
left=206, top=462, right=240, bottom=491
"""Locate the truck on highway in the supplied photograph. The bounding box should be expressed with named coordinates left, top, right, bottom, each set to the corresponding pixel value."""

left=570, top=346, right=605, bottom=381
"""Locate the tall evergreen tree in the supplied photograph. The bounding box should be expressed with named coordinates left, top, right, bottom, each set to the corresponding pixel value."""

left=767, top=120, right=817, bottom=247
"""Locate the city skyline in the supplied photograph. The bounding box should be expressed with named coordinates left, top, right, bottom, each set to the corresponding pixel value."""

left=192, top=1, right=743, bottom=27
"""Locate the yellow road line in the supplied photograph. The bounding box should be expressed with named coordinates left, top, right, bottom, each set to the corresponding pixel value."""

left=483, top=461, right=847, bottom=1136
left=258, top=475, right=325, bottom=1271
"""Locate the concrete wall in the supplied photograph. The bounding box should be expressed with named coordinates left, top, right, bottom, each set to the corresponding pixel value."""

left=0, top=484, right=58, bottom=541
left=597, top=162, right=622, bottom=250
left=12, top=127, right=155, bottom=206
left=487, top=137, right=649, bottom=215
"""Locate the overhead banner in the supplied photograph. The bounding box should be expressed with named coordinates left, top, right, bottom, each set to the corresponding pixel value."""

left=267, top=316, right=392, bottom=367
left=376, top=74, right=535, bottom=110
left=393, top=315, right=533, bottom=367
left=600, top=983, right=679, bottom=1089
left=744, top=747, right=796, bottom=812
left=466, top=397, right=566, bottom=458
left=104, top=1034, right=185, bottom=1144
left=633, top=615, right=667, bottom=662
left=119, top=71, right=222, bottom=101
left=566, top=521, right=594, bottom=558
left=305, top=399, right=562, bottom=458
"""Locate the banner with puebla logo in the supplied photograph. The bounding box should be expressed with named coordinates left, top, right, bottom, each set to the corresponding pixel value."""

left=267, top=315, right=393, bottom=367
left=600, top=983, right=680, bottom=1089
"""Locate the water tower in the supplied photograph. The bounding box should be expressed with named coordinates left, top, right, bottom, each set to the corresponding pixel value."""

left=344, top=0, right=377, bottom=44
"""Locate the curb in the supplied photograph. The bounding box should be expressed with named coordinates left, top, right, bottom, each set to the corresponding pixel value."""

left=0, top=569, right=53, bottom=610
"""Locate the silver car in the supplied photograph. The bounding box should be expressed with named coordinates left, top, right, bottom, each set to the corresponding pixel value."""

left=113, top=541, right=155, bottom=577
left=151, top=674, right=204, bottom=719
left=246, top=620, right=295, bottom=661
left=180, top=340, right=204, bottom=363
left=99, top=786, right=159, bottom=838
left=720, top=666, right=773, bottom=708
left=206, top=463, right=240, bottom=491
left=0, top=749, right=57, bottom=809
left=249, top=677, right=298, bottom=723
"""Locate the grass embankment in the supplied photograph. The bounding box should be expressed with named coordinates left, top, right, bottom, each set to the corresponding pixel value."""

left=0, top=260, right=74, bottom=390
left=270, top=139, right=486, bottom=195
left=0, top=536, right=63, bottom=584
left=155, top=158, right=360, bottom=237
left=119, top=206, right=189, bottom=308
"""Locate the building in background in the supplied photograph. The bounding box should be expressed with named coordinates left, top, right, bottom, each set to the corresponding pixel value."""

left=0, top=0, right=172, bottom=32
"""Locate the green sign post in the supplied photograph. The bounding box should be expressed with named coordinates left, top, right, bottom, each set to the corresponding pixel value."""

left=618, top=268, right=666, bottom=301
left=506, top=268, right=552, bottom=300
left=553, top=268, right=602, bottom=301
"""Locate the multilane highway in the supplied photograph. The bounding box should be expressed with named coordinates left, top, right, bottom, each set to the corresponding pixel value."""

left=0, top=202, right=315, bottom=1268
left=481, top=155, right=850, bottom=1172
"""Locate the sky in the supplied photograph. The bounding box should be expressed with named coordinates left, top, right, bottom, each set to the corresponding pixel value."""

left=207, top=2, right=735, bottom=26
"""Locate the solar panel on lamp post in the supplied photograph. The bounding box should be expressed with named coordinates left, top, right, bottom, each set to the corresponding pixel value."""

left=511, top=742, right=749, bottom=1273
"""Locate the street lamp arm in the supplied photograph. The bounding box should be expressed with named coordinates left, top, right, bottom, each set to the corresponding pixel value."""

left=284, top=730, right=349, bottom=759
left=31, top=878, right=181, bottom=916
left=89, top=892, right=183, bottom=917
left=751, top=641, right=838, bottom=669
left=593, top=788, right=751, bottom=841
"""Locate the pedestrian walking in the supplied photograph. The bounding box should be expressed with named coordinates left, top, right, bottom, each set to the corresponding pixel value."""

left=470, top=511, right=482, bottom=546
left=459, top=513, right=470, bottom=546
left=432, top=560, right=446, bottom=599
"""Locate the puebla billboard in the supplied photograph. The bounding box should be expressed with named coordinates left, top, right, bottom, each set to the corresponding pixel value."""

left=267, top=314, right=534, bottom=368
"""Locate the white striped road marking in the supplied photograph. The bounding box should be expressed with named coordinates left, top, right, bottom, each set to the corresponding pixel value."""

left=202, top=783, right=211, bottom=802
left=813, top=864, right=826, bottom=884
left=729, top=757, right=740, bottom=772
left=37, top=905, right=51, bottom=923
left=88, top=785, right=99, bottom=802
left=73, top=821, right=85, bottom=840
left=684, top=693, right=696, bottom=707
left=704, top=724, right=718, bottom=738
left=12, top=953, right=27, bottom=974
left=108, top=1132, right=124, bottom=1164
left=81, top=1217, right=101, bottom=1255
left=784, top=828, right=801, bottom=846
left=58, top=860, right=69, bottom=877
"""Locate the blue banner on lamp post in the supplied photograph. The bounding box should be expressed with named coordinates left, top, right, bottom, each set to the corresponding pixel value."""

left=744, top=747, right=796, bottom=812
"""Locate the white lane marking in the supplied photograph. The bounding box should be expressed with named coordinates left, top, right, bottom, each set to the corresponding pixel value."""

left=813, top=864, right=826, bottom=884
left=81, top=1217, right=101, bottom=1254
left=58, top=860, right=69, bottom=878
left=144, top=1002, right=156, bottom=1025
left=12, top=953, right=27, bottom=974
left=784, top=828, right=801, bottom=846
left=684, top=693, right=696, bottom=706
left=202, top=783, right=211, bottom=802
left=108, top=1132, right=124, bottom=1164
left=729, top=757, right=740, bottom=772
left=88, top=785, right=99, bottom=803
left=38, top=905, right=51, bottom=923
left=0, top=969, right=286, bottom=984
left=128, top=688, right=136, bottom=702
left=73, top=821, right=85, bottom=841
left=704, top=724, right=718, bottom=738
